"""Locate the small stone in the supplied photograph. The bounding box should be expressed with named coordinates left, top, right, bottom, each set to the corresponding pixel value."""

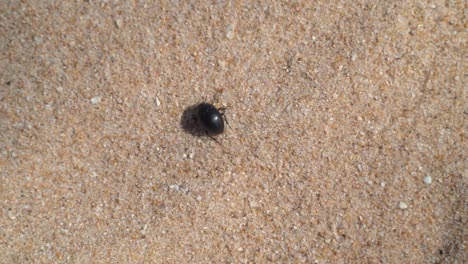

left=196, top=195, right=202, bottom=201
left=357, top=164, right=363, bottom=171
left=115, top=18, right=123, bottom=28
left=8, top=210, right=16, bottom=220
left=33, top=36, right=43, bottom=44
left=169, top=184, right=180, bottom=191
left=218, top=59, right=227, bottom=69
left=249, top=198, right=259, bottom=208
left=91, top=96, right=101, bottom=104
left=56, top=86, right=63, bottom=93
left=399, top=202, right=408, bottom=209
left=155, top=97, right=161, bottom=107
left=226, top=23, right=235, bottom=39
left=424, top=176, right=432, bottom=185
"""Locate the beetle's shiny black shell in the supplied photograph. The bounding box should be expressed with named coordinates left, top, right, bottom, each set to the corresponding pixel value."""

left=197, top=103, right=224, bottom=135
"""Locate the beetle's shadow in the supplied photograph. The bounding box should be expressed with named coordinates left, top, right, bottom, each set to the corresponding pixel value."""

left=180, top=103, right=206, bottom=137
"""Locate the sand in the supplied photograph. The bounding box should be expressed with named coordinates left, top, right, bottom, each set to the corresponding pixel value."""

left=0, top=1, right=465, bottom=263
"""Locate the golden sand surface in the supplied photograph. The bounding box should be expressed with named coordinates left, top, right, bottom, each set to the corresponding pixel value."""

left=0, top=1, right=465, bottom=263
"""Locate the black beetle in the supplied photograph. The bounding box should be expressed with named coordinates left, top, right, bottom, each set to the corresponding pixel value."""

left=180, top=101, right=231, bottom=147
left=197, top=103, right=228, bottom=136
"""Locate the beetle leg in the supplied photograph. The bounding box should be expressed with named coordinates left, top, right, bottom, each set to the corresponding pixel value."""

left=206, top=131, right=223, bottom=146
left=217, top=107, right=232, bottom=129
left=220, top=112, right=232, bottom=129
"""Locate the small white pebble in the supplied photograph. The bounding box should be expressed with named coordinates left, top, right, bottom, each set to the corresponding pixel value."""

left=169, top=184, right=180, bottom=191
left=218, top=59, right=227, bottom=69
left=249, top=199, right=259, bottom=208
left=8, top=210, right=16, bottom=220
left=115, top=18, right=123, bottom=28
left=196, top=195, right=202, bottom=201
left=357, top=164, right=363, bottom=171
left=226, top=23, right=235, bottom=39
left=424, top=176, right=432, bottom=185
left=380, top=182, right=386, bottom=188
left=56, top=86, right=63, bottom=93
left=155, top=97, right=161, bottom=107
left=33, top=36, right=43, bottom=44
left=399, top=202, right=408, bottom=209
left=91, top=96, right=101, bottom=104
